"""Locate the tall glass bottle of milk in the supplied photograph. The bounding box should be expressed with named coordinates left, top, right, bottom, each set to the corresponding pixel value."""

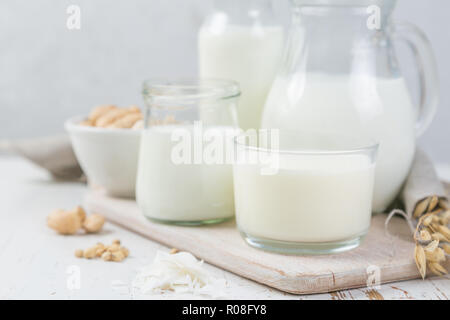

left=261, top=0, right=439, bottom=213
left=198, top=0, right=284, bottom=130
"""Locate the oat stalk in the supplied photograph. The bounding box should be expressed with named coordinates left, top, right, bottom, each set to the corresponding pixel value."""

left=413, top=196, right=449, bottom=279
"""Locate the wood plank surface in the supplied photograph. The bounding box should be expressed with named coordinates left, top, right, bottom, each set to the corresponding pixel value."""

left=85, top=188, right=446, bottom=295
left=1, top=157, right=448, bottom=299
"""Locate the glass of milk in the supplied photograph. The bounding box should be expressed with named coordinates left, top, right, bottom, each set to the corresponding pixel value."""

left=233, top=130, right=379, bottom=254
left=198, top=0, right=284, bottom=130
left=137, top=79, right=240, bottom=225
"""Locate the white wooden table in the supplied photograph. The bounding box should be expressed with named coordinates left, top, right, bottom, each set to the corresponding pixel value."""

left=1, top=155, right=449, bottom=300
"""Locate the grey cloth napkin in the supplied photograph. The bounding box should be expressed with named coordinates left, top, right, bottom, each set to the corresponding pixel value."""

left=401, top=149, right=448, bottom=216
left=0, top=135, right=83, bottom=180
left=385, top=148, right=448, bottom=235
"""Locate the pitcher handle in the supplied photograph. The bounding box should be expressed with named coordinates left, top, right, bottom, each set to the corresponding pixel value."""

left=391, top=22, right=439, bottom=137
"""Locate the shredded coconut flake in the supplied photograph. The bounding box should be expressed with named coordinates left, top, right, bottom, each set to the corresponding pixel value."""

left=133, top=251, right=227, bottom=298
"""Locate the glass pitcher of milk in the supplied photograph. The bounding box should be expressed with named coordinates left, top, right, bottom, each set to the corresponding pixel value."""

left=198, top=0, right=284, bottom=130
left=261, top=0, right=439, bottom=213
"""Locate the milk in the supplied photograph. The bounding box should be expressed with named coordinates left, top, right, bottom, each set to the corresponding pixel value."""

left=262, top=74, right=416, bottom=212
left=136, top=125, right=234, bottom=222
left=198, top=25, right=284, bottom=130
left=234, top=153, right=375, bottom=243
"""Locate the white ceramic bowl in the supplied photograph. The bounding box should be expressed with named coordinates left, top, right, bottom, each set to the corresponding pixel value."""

left=65, top=116, right=141, bottom=198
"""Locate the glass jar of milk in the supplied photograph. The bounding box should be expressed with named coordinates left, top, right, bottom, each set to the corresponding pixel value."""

left=137, top=79, right=240, bottom=225
left=233, top=130, right=379, bottom=254
left=198, top=0, right=284, bottom=130
left=261, top=0, right=439, bottom=213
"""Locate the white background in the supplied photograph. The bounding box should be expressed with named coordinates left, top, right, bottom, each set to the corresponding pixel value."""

left=1, top=0, right=448, bottom=162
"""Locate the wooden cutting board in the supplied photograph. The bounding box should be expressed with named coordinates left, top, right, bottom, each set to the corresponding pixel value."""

left=84, top=189, right=445, bottom=295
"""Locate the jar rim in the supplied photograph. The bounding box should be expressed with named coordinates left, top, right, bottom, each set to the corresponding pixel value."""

left=142, top=78, right=241, bottom=105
